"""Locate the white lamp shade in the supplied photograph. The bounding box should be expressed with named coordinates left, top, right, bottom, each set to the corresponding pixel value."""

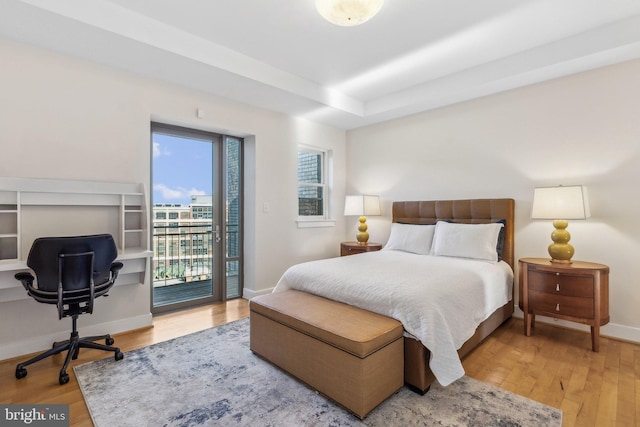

left=315, top=0, right=384, bottom=26
left=344, top=195, right=381, bottom=216
left=531, top=185, right=590, bottom=220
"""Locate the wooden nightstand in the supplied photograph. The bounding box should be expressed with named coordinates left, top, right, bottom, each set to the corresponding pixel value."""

left=340, top=242, right=382, bottom=256
left=519, top=257, right=609, bottom=351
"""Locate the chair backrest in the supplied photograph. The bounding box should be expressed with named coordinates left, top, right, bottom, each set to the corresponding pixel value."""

left=26, top=234, right=118, bottom=292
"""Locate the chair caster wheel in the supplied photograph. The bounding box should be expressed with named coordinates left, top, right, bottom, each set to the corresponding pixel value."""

left=106, top=337, right=115, bottom=345
left=15, top=366, right=27, bottom=379
left=115, top=350, right=124, bottom=361
left=59, top=373, right=70, bottom=385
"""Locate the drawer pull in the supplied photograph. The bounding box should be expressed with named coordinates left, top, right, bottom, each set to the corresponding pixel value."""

left=556, top=303, right=560, bottom=311
left=556, top=284, right=560, bottom=292
left=556, top=272, right=560, bottom=276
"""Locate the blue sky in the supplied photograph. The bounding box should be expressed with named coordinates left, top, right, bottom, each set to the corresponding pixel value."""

left=152, top=133, right=212, bottom=205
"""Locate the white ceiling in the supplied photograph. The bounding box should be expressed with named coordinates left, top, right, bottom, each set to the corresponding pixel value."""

left=2, top=0, right=640, bottom=129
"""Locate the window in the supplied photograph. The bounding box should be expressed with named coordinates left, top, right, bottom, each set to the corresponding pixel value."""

left=298, top=146, right=330, bottom=219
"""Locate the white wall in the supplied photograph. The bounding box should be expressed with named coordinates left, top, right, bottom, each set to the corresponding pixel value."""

left=346, top=59, right=640, bottom=343
left=0, top=38, right=347, bottom=360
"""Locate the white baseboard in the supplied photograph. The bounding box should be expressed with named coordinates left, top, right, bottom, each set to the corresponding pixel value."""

left=513, top=307, right=640, bottom=344
left=1, top=313, right=152, bottom=362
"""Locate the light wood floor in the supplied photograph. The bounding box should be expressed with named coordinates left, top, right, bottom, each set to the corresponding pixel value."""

left=1, top=299, right=638, bottom=427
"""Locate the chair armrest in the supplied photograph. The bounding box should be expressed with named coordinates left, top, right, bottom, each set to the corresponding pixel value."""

left=110, top=262, right=124, bottom=281
left=14, top=272, right=35, bottom=291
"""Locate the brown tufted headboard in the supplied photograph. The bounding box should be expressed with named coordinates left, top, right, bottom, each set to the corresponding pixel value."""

left=392, top=199, right=515, bottom=270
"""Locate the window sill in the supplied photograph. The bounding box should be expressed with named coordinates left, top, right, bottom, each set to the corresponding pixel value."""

left=296, top=219, right=336, bottom=229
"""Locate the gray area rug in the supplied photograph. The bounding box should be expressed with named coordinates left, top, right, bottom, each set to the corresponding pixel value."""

left=75, top=318, right=562, bottom=426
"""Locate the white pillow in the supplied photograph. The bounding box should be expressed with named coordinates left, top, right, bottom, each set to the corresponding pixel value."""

left=431, top=221, right=504, bottom=262
left=384, top=223, right=435, bottom=255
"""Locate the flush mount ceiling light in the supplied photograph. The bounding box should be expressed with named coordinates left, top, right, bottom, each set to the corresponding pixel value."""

left=315, top=0, right=385, bottom=26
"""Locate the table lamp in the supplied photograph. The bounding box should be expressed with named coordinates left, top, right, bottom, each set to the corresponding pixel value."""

left=344, top=195, right=380, bottom=245
left=531, top=185, right=590, bottom=263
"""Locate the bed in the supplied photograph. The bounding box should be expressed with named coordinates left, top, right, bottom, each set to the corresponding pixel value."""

left=273, top=198, right=515, bottom=393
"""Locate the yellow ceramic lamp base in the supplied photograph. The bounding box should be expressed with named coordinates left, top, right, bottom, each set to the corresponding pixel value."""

left=548, top=219, right=574, bottom=263
left=356, top=215, right=369, bottom=245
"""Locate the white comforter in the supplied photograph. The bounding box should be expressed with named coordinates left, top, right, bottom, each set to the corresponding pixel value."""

left=273, top=249, right=513, bottom=386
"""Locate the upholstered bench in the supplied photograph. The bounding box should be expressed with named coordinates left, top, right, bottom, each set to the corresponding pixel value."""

left=250, top=289, right=404, bottom=419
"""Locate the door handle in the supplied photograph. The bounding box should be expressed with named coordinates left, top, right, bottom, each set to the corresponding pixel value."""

left=215, top=225, right=221, bottom=243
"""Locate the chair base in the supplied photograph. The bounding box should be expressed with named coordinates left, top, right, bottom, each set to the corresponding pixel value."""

left=15, top=330, right=123, bottom=385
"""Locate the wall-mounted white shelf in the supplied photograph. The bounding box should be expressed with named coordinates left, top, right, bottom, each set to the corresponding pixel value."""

left=0, top=177, right=151, bottom=299
left=0, top=192, right=19, bottom=262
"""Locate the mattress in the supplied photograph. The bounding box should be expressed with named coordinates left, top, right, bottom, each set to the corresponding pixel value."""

left=273, top=249, right=513, bottom=385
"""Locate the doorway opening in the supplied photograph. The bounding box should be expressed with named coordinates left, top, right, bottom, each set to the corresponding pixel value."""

left=151, top=123, right=243, bottom=314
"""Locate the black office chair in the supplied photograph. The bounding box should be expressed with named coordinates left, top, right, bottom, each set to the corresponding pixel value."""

left=14, top=234, right=124, bottom=385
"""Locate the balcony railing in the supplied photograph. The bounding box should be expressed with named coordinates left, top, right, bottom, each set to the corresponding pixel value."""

left=153, top=224, right=213, bottom=283
left=152, top=224, right=240, bottom=306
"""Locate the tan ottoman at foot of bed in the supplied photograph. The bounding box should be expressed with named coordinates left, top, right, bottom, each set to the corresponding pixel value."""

left=250, top=290, right=404, bottom=419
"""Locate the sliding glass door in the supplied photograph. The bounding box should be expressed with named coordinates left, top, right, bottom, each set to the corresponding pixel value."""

left=151, top=123, right=242, bottom=313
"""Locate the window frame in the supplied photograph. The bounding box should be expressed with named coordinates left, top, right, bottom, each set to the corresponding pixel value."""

left=296, top=144, right=335, bottom=228
left=150, top=122, right=244, bottom=312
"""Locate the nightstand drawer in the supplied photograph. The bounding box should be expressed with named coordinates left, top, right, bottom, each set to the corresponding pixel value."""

left=341, top=246, right=366, bottom=256
left=529, top=290, right=594, bottom=318
left=340, top=242, right=382, bottom=256
left=528, top=270, right=593, bottom=297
